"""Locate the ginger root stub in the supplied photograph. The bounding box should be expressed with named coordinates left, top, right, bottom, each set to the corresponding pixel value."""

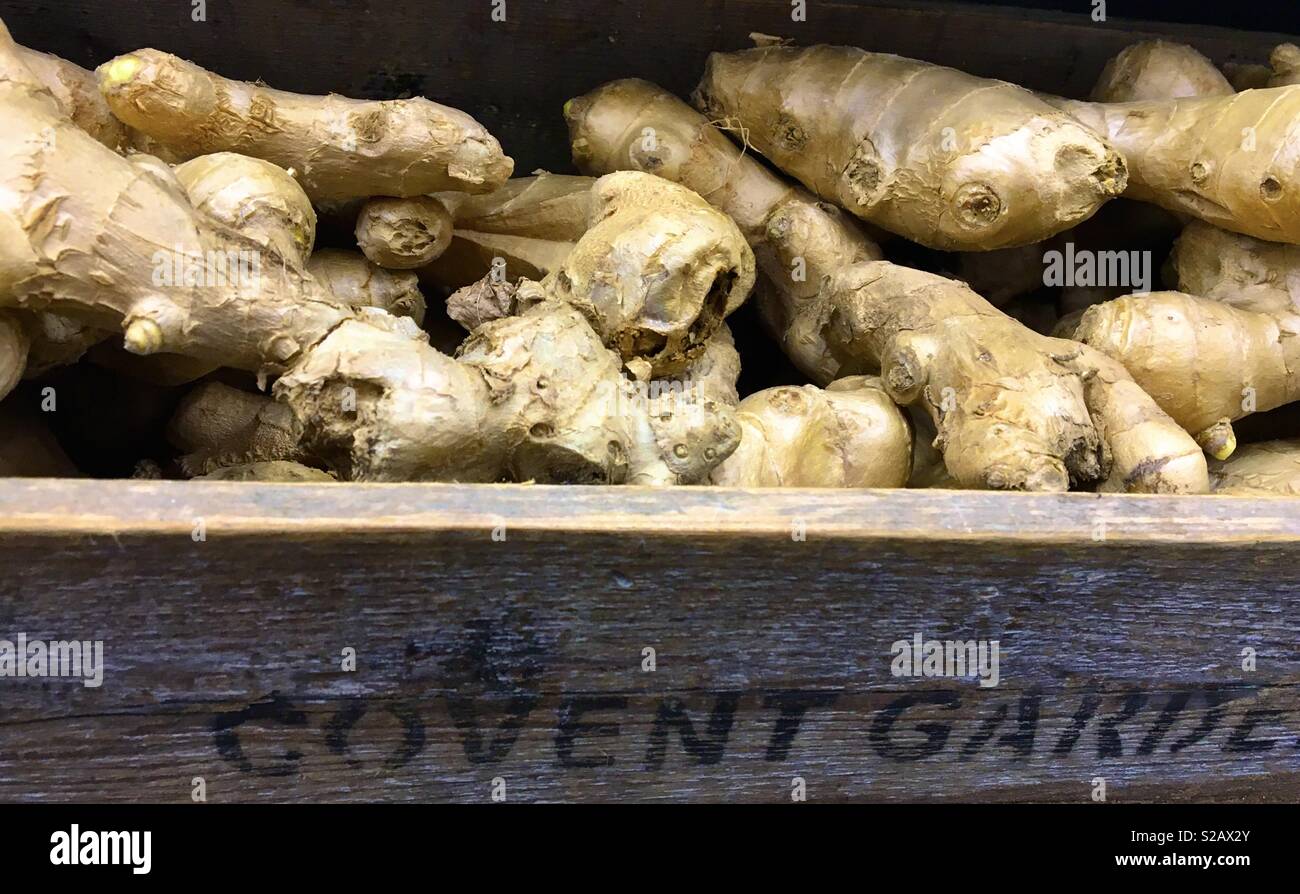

left=97, top=49, right=513, bottom=202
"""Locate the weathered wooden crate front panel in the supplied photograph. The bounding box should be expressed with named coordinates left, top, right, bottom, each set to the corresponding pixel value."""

left=0, top=482, right=1297, bottom=802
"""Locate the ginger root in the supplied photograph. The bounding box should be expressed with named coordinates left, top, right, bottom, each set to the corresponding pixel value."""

left=0, top=310, right=29, bottom=401
left=0, top=40, right=355, bottom=374
left=97, top=48, right=513, bottom=202
left=423, top=173, right=596, bottom=289
left=710, top=375, right=912, bottom=488
left=307, top=250, right=427, bottom=325
left=22, top=311, right=109, bottom=378
left=448, top=171, right=755, bottom=377
left=1090, top=40, right=1233, bottom=102
left=21, top=151, right=317, bottom=388
left=174, top=153, right=317, bottom=267
left=565, top=78, right=881, bottom=384
left=692, top=44, right=1126, bottom=250
left=1209, top=439, right=1300, bottom=495
left=814, top=262, right=1208, bottom=493
left=1071, top=291, right=1300, bottom=459
left=2, top=32, right=736, bottom=487
left=167, top=381, right=307, bottom=476
left=1268, top=44, right=1300, bottom=87
left=639, top=324, right=744, bottom=480
left=275, top=301, right=738, bottom=484
left=355, top=196, right=454, bottom=269
left=1223, top=63, right=1272, bottom=92
left=12, top=43, right=132, bottom=150
left=1053, top=87, right=1300, bottom=244
left=195, top=461, right=335, bottom=482
left=1169, top=220, right=1300, bottom=314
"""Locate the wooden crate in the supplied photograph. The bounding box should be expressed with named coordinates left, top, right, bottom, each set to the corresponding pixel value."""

left=1, top=1, right=1298, bottom=802
left=1, top=481, right=1299, bottom=802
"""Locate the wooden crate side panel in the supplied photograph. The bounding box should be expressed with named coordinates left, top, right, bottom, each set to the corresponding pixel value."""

left=0, top=483, right=1297, bottom=802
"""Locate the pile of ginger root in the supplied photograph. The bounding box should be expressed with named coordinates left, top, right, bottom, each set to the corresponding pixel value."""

left=4, top=17, right=1300, bottom=498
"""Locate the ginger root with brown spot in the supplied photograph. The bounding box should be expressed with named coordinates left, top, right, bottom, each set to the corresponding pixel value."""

left=448, top=171, right=755, bottom=377
left=1209, top=439, right=1300, bottom=495
left=711, top=375, right=912, bottom=488
left=1071, top=291, right=1300, bottom=460
left=815, top=262, right=1207, bottom=493
left=564, top=78, right=881, bottom=384
left=692, top=44, right=1126, bottom=250
left=1090, top=40, right=1233, bottom=102
left=639, top=325, right=744, bottom=482
left=97, top=49, right=513, bottom=202
left=355, top=196, right=454, bottom=269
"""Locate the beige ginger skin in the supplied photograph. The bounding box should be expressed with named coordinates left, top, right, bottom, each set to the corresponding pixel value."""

left=174, top=153, right=317, bottom=267
left=355, top=196, right=454, bottom=270
left=565, top=77, right=881, bottom=384
left=1209, top=439, right=1300, bottom=495
left=0, top=51, right=356, bottom=375
left=815, top=262, right=1208, bottom=493
left=1090, top=40, right=1234, bottom=102
left=424, top=173, right=596, bottom=288
left=195, top=461, right=335, bottom=482
left=1169, top=220, right=1300, bottom=314
left=276, top=301, right=739, bottom=485
left=711, top=375, right=913, bottom=488
left=97, top=48, right=514, bottom=202
left=448, top=171, right=756, bottom=378
left=692, top=44, right=1127, bottom=251
left=13, top=43, right=133, bottom=150
left=19, top=152, right=319, bottom=389
left=1053, top=87, right=1300, bottom=244
left=638, top=325, right=744, bottom=480
left=0, top=25, right=734, bottom=485
left=1072, top=291, right=1300, bottom=460
left=306, top=250, right=427, bottom=325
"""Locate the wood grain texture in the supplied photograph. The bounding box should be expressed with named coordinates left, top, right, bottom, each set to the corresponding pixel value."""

left=1, top=0, right=1298, bottom=803
left=0, top=481, right=1297, bottom=803
left=0, top=0, right=1291, bottom=174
